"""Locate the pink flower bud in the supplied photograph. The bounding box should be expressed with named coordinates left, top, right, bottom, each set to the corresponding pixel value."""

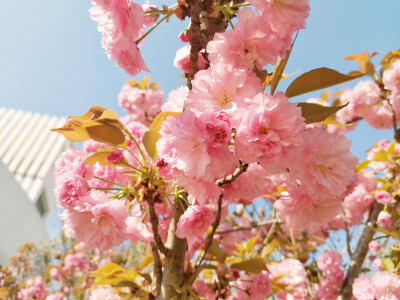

left=106, top=150, right=124, bottom=164
left=178, top=30, right=191, bottom=42
left=373, top=258, right=382, bottom=270
left=155, top=158, right=168, bottom=168
left=375, top=191, right=391, bottom=205
left=230, top=269, right=240, bottom=280
left=377, top=211, right=393, bottom=231
left=369, top=241, right=380, bottom=253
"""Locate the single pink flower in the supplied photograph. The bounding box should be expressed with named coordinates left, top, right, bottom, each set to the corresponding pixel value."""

left=235, top=92, right=305, bottom=173
left=61, top=191, right=127, bottom=250
left=377, top=211, right=393, bottom=231
left=369, top=241, right=380, bottom=253
left=352, top=276, right=375, bottom=300
left=161, top=86, right=189, bottom=113
left=175, top=205, right=214, bottom=238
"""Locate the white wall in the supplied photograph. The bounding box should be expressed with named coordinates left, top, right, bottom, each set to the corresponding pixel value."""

left=0, top=163, right=47, bottom=266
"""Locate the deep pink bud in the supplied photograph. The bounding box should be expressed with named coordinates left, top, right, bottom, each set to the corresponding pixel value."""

left=178, top=30, right=191, bottom=42
left=230, top=269, right=240, bottom=280
left=155, top=158, right=168, bottom=168
left=106, top=150, right=124, bottom=164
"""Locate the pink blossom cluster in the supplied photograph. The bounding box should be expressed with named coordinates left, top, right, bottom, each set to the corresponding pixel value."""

left=334, top=60, right=400, bottom=130
left=232, top=271, right=272, bottom=300
left=315, top=250, right=344, bottom=299
left=157, top=2, right=357, bottom=230
left=89, top=0, right=151, bottom=76
left=118, top=82, right=163, bottom=125
left=353, top=271, right=400, bottom=300
left=55, top=117, right=161, bottom=250
left=268, top=258, right=307, bottom=299
left=18, top=276, right=47, bottom=300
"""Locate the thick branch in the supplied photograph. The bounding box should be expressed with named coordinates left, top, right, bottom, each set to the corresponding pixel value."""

left=216, top=162, right=249, bottom=187
left=151, top=242, right=163, bottom=296
left=194, top=193, right=223, bottom=269
left=148, top=193, right=169, bottom=256
left=187, top=0, right=202, bottom=87
left=339, top=202, right=383, bottom=300
left=216, top=219, right=279, bottom=234
left=158, top=198, right=187, bottom=300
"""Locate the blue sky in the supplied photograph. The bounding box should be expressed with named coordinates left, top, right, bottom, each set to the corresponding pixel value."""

left=1, top=0, right=400, bottom=155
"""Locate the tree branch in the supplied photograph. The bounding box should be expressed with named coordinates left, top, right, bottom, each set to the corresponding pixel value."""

left=158, top=197, right=187, bottom=299
left=215, top=161, right=249, bottom=187
left=148, top=193, right=169, bottom=256
left=216, top=219, right=279, bottom=234
left=339, top=202, right=383, bottom=300
left=151, top=242, right=163, bottom=296
left=187, top=0, right=202, bottom=89
left=194, top=193, right=224, bottom=269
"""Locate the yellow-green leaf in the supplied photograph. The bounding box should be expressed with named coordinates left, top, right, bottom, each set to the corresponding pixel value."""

left=230, top=257, right=268, bottom=274
left=208, top=239, right=227, bottom=264
left=52, top=120, right=90, bottom=141
left=149, top=111, right=181, bottom=132
left=297, top=102, right=348, bottom=124
left=246, top=235, right=259, bottom=253
left=261, top=239, right=281, bottom=258
left=355, top=160, right=371, bottom=172
left=270, top=36, right=296, bottom=95
left=373, top=150, right=389, bottom=161
left=322, top=116, right=348, bottom=126
left=142, top=131, right=160, bottom=159
left=387, top=140, right=396, bottom=156
left=85, top=147, right=128, bottom=167
left=91, top=263, right=126, bottom=277
left=139, top=255, right=154, bottom=270
left=86, top=124, right=126, bottom=146
left=381, top=258, right=395, bottom=272
left=286, top=68, right=365, bottom=98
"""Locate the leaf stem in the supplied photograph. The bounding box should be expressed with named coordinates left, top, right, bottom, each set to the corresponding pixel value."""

left=136, top=12, right=173, bottom=45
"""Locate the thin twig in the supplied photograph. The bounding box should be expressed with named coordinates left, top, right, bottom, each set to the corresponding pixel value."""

left=215, top=161, right=249, bottom=187
left=343, top=212, right=353, bottom=259
left=151, top=242, right=163, bottom=296
left=216, top=219, right=279, bottom=234
left=194, top=193, right=224, bottom=269
left=386, top=99, right=400, bottom=142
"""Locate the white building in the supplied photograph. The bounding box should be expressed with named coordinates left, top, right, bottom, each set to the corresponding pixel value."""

left=0, top=108, right=71, bottom=265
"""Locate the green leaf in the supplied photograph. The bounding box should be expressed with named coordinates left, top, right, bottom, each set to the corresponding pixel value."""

left=355, top=160, right=371, bottom=172
left=270, top=34, right=296, bottom=95
left=231, top=257, right=268, bottom=274
left=297, top=102, right=348, bottom=124
left=285, top=67, right=365, bottom=98
left=142, top=131, right=160, bottom=159
left=381, top=258, right=395, bottom=272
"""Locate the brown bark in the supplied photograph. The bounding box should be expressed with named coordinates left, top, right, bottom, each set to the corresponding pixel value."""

left=158, top=199, right=187, bottom=300
left=338, top=202, right=383, bottom=300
